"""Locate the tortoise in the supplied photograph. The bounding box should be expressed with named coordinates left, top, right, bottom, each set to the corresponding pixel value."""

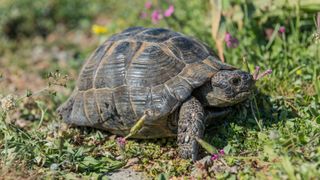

left=57, top=27, right=254, bottom=161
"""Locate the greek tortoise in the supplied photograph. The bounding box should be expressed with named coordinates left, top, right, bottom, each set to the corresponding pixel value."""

left=57, top=27, right=254, bottom=161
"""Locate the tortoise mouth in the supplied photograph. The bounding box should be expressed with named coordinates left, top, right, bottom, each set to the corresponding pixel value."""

left=233, top=91, right=251, bottom=102
left=207, top=90, right=251, bottom=107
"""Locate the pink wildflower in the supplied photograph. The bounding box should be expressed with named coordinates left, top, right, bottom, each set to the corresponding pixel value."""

left=164, top=5, right=174, bottom=17
left=224, top=33, right=231, bottom=42
left=257, top=69, right=272, bottom=80
left=210, top=149, right=226, bottom=161
left=253, top=66, right=260, bottom=80
left=278, top=26, right=285, bottom=34
left=219, top=149, right=225, bottom=155
left=224, top=33, right=239, bottom=48
left=151, top=10, right=162, bottom=24
left=253, top=67, right=272, bottom=80
left=145, top=1, right=152, bottom=9
left=116, top=137, right=127, bottom=150
left=211, top=154, right=219, bottom=161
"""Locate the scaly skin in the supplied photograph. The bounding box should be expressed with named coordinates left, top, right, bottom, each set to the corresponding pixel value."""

left=177, top=97, right=205, bottom=162
left=177, top=96, right=234, bottom=161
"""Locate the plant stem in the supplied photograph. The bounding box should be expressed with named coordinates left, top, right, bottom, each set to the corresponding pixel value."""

left=242, top=56, right=250, bottom=73
left=4, top=133, right=8, bottom=164
left=266, top=24, right=280, bottom=50
left=250, top=95, right=262, bottom=131
left=242, top=56, right=262, bottom=130
left=282, top=33, right=288, bottom=66
left=295, top=0, right=301, bottom=39
left=37, top=108, right=47, bottom=129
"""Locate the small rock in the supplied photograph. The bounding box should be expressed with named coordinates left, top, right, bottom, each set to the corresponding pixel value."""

left=50, top=163, right=59, bottom=171
left=197, top=155, right=212, bottom=168
left=106, top=168, right=150, bottom=180
left=125, top=158, right=139, bottom=167
left=191, top=156, right=212, bottom=178
left=15, top=119, right=29, bottom=128
left=229, top=166, right=238, bottom=173
left=116, top=155, right=124, bottom=161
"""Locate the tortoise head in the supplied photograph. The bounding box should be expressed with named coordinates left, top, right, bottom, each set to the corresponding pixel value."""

left=205, top=69, right=254, bottom=107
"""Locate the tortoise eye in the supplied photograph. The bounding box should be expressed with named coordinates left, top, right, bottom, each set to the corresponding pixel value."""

left=230, top=77, right=241, bottom=86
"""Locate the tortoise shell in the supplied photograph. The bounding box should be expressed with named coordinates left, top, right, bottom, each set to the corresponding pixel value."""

left=58, top=27, right=235, bottom=137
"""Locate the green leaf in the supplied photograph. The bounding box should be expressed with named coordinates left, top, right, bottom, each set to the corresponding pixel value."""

left=125, top=112, right=149, bottom=139
left=157, top=173, right=169, bottom=180
left=81, top=156, right=100, bottom=166
left=280, top=156, right=296, bottom=180
left=195, top=137, right=218, bottom=154
left=223, top=144, right=232, bottom=154
left=26, top=89, right=32, bottom=97
left=266, top=24, right=280, bottom=50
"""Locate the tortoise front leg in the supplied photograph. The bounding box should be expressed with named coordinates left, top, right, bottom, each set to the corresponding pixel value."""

left=177, top=97, right=205, bottom=162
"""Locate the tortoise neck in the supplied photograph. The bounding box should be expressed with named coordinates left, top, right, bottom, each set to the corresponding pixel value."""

left=192, top=81, right=212, bottom=107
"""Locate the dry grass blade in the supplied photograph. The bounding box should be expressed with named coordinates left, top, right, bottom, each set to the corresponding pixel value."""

left=210, top=0, right=225, bottom=62
left=210, top=0, right=222, bottom=41
left=317, top=12, right=320, bottom=31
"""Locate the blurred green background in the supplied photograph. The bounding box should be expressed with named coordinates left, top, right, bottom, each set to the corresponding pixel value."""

left=0, top=0, right=319, bottom=179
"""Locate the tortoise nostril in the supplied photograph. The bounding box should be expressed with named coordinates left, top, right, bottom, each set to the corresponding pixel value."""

left=230, top=77, right=241, bottom=86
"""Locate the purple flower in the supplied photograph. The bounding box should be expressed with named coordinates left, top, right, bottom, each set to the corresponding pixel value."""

left=116, top=137, right=126, bottom=150
left=211, top=154, right=219, bottom=161
left=219, top=149, right=225, bottom=155
left=164, top=5, right=174, bottom=17
left=224, top=33, right=239, bottom=48
left=253, top=67, right=272, bottom=80
left=151, top=10, right=162, bottom=24
left=253, top=66, right=260, bottom=80
left=278, top=26, right=285, bottom=34
left=224, top=33, right=231, bottom=42
left=145, top=1, right=152, bottom=9
left=210, top=149, right=226, bottom=161
left=257, top=69, right=272, bottom=80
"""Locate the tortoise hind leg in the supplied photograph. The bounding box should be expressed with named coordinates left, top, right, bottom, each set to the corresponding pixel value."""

left=177, top=97, right=205, bottom=162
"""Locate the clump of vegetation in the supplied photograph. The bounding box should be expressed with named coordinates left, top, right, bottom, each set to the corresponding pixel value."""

left=0, top=0, right=320, bottom=179
left=0, top=0, right=142, bottom=39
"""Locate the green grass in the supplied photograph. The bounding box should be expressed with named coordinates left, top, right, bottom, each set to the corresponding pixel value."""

left=0, top=0, right=320, bottom=179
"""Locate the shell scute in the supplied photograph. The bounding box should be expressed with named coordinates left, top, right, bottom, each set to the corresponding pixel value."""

left=126, top=44, right=185, bottom=87
left=78, top=43, right=110, bottom=91
left=170, top=36, right=210, bottom=63
left=94, top=41, right=132, bottom=89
